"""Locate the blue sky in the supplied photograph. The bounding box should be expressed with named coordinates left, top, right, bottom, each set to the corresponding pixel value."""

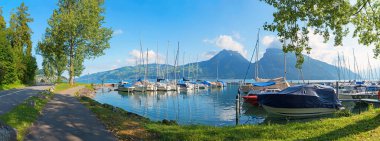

left=1, top=0, right=378, bottom=76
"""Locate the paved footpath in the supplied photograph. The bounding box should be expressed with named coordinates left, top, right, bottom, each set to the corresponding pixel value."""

left=0, top=86, right=52, bottom=115
left=25, top=86, right=117, bottom=141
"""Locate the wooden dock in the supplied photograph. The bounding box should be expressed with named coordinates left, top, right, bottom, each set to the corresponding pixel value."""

left=340, top=99, right=380, bottom=103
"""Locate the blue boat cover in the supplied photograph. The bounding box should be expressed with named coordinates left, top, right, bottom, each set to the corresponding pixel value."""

left=157, top=78, right=165, bottom=82
left=121, top=83, right=133, bottom=88
left=202, top=81, right=211, bottom=86
left=258, top=84, right=342, bottom=109
left=356, top=81, right=365, bottom=85
left=366, top=85, right=380, bottom=91
left=252, top=82, right=276, bottom=87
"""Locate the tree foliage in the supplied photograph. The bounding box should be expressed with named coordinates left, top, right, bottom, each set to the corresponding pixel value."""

left=7, top=3, right=36, bottom=84
left=0, top=3, right=36, bottom=85
left=39, top=0, right=112, bottom=85
left=262, top=0, right=380, bottom=68
left=0, top=8, right=17, bottom=85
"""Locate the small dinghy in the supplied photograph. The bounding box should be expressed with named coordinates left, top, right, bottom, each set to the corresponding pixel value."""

left=258, top=84, right=342, bottom=117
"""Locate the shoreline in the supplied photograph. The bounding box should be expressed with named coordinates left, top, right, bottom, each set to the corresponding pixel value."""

left=79, top=93, right=380, bottom=141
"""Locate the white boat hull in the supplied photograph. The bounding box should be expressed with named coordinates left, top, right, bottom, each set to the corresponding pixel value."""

left=262, top=105, right=337, bottom=117
left=118, top=87, right=134, bottom=92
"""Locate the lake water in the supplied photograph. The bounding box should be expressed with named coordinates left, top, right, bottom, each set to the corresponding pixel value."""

left=93, top=84, right=378, bottom=126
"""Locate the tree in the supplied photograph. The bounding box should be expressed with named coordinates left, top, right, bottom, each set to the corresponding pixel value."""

left=8, top=2, right=36, bottom=83
left=38, top=41, right=67, bottom=83
left=261, top=0, right=379, bottom=68
left=0, top=8, right=17, bottom=85
left=40, top=0, right=112, bottom=86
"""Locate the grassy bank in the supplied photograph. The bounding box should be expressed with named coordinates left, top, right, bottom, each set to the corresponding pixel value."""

left=0, top=91, right=54, bottom=140
left=79, top=96, right=380, bottom=141
left=0, top=82, right=25, bottom=90
left=79, top=96, right=154, bottom=140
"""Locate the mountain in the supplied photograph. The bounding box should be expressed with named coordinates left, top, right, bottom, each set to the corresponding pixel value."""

left=76, top=48, right=359, bottom=83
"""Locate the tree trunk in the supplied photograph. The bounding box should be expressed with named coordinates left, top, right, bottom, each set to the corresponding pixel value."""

left=69, top=45, right=74, bottom=86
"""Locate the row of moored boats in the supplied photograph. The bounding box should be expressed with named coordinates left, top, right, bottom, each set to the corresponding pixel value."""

left=117, top=78, right=226, bottom=92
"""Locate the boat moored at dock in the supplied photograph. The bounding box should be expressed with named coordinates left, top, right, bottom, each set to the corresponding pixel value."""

left=258, top=84, right=342, bottom=117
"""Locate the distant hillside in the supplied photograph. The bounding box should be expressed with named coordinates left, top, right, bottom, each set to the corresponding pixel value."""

left=76, top=48, right=359, bottom=83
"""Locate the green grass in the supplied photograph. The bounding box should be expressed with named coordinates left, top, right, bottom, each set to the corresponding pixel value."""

left=79, top=96, right=380, bottom=141
left=0, top=92, right=54, bottom=141
left=0, top=82, right=25, bottom=90
left=54, top=82, right=92, bottom=92
left=79, top=96, right=154, bottom=140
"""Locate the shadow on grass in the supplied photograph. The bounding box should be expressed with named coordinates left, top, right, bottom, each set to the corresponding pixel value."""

left=304, top=112, right=380, bottom=141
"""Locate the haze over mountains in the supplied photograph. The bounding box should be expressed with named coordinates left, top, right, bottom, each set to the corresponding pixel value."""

left=76, top=48, right=359, bottom=83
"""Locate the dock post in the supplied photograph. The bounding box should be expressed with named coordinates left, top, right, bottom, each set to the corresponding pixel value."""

left=336, top=81, right=339, bottom=96
left=236, top=95, right=239, bottom=125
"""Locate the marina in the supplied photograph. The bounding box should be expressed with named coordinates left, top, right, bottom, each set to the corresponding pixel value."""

left=93, top=81, right=380, bottom=126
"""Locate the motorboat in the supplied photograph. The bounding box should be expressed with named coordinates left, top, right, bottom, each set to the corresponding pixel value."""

left=117, top=81, right=135, bottom=92
left=258, top=84, right=342, bottom=117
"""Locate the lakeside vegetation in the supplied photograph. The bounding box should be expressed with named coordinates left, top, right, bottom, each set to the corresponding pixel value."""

left=0, top=92, right=54, bottom=140
left=0, top=82, right=25, bottom=91
left=80, top=96, right=380, bottom=141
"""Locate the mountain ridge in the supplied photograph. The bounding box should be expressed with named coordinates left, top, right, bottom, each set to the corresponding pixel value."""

left=76, top=48, right=359, bottom=83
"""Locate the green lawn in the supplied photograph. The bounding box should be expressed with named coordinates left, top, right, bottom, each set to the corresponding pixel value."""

left=0, top=92, right=53, bottom=141
left=79, top=96, right=380, bottom=141
left=54, top=82, right=92, bottom=92
left=0, top=82, right=25, bottom=90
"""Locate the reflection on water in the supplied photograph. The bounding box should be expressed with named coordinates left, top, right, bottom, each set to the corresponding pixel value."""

left=93, top=85, right=379, bottom=126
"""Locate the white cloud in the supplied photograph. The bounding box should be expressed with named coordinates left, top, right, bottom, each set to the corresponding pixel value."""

left=261, top=35, right=282, bottom=49
left=204, top=35, right=247, bottom=57
left=113, top=29, right=124, bottom=36
left=303, top=27, right=380, bottom=76
left=125, top=49, right=164, bottom=66
left=262, top=35, right=276, bottom=47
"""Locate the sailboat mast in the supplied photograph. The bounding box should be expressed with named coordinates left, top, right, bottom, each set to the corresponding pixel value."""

left=353, top=49, right=360, bottom=80
left=139, top=40, right=144, bottom=79
left=188, top=57, right=191, bottom=80
left=255, top=29, right=260, bottom=80
left=196, top=55, right=199, bottom=80
left=337, top=52, right=341, bottom=81
left=156, top=42, right=159, bottom=80
left=347, top=57, right=351, bottom=80
left=145, top=48, right=148, bottom=82
left=182, top=52, right=185, bottom=78
left=217, top=61, right=219, bottom=81
left=367, top=53, right=373, bottom=81
left=174, top=42, right=180, bottom=84
left=166, top=41, right=169, bottom=80
left=341, top=52, right=347, bottom=81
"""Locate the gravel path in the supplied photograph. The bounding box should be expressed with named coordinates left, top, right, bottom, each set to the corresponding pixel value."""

left=25, top=86, right=117, bottom=141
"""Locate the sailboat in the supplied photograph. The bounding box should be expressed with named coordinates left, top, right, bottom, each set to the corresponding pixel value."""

left=242, top=29, right=289, bottom=105
left=156, top=42, right=175, bottom=91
